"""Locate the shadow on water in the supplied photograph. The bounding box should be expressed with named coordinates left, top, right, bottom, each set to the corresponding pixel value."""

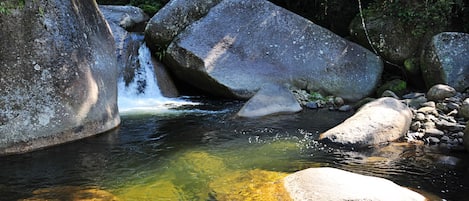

left=0, top=100, right=468, bottom=200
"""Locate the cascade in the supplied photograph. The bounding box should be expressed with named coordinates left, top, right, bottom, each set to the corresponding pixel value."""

left=117, top=42, right=195, bottom=114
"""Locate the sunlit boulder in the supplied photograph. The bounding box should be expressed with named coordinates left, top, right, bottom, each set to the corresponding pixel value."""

left=284, top=167, right=426, bottom=201
left=237, top=84, right=302, bottom=118
left=0, top=0, right=120, bottom=155
left=319, top=97, right=412, bottom=147
left=160, top=0, right=382, bottom=101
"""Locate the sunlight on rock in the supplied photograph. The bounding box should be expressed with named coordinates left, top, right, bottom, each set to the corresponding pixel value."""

left=22, top=186, right=120, bottom=201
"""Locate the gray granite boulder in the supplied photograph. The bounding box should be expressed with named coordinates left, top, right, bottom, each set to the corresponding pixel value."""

left=460, top=98, right=469, bottom=120
left=98, top=5, right=149, bottom=30
left=237, top=84, right=302, bottom=118
left=0, top=0, right=119, bottom=155
left=145, top=0, right=222, bottom=50
left=319, top=97, right=412, bottom=147
left=164, top=0, right=383, bottom=101
left=421, top=32, right=469, bottom=91
left=284, top=167, right=426, bottom=201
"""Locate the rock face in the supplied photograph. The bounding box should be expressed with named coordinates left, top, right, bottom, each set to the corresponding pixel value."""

left=349, top=16, right=421, bottom=64
left=284, top=167, right=426, bottom=201
left=0, top=0, right=120, bottom=155
left=421, top=32, right=469, bottom=91
left=163, top=0, right=383, bottom=101
left=237, top=84, right=302, bottom=118
left=145, top=0, right=223, bottom=49
left=319, top=97, right=412, bottom=147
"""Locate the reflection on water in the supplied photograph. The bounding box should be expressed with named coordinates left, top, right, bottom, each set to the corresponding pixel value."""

left=0, top=100, right=468, bottom=200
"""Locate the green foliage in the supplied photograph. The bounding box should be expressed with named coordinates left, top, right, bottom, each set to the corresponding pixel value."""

left=366, top=0, right=465, bottom=36
left=97, top=0, right=166, bottom=15
left=0, top=0, right=25, bottom=14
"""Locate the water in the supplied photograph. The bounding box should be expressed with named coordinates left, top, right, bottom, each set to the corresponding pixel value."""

left=0, top=103, right=468, bottom=200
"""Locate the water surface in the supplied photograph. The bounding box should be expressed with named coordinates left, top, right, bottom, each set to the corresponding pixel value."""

left=0, top=100, right=468, bottom=200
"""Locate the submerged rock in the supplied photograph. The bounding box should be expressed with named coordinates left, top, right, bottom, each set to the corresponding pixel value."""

left=0, top=0, right=120, bottom=155
left=23, top=186, right=120, bottom=201
left=421, top=32, right=469, bottom=91
left=209, top=169, right=290, bottom=201
left=164, top=0, right=383, bottom=101
left=237, top=84, right=302, bottom=118
left=319, top=97, right=412, bottom=147
left=284, top=167, right=426, bottom=201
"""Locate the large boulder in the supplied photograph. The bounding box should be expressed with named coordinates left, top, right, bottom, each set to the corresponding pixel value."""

left=349, top=15, right=421, bottom=64
left=98, top=5, right=149, bottom=31
left=163, top=0, right=383, bottom=101
left=237, top=84, right=302, bottom=118
left=421, top=32, right=469, bottom=91
left=0, top=0, right=120, bottom=155
left=319, top=97, right=412, bottom=147
left=145, top=0, right=223, bottom=50
left=284, top=167, right=426, bottom=201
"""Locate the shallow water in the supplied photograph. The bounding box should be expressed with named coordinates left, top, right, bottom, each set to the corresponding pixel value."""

left=0, top=100, right=468, bottom=200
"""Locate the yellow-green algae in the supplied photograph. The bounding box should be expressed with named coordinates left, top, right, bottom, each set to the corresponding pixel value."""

left=111, top=140, right=310, bottom=200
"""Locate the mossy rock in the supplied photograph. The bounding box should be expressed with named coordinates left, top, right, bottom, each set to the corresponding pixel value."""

left=209, top=169, right=291, bottom=201
left=115, top=180, right=183, bottom=200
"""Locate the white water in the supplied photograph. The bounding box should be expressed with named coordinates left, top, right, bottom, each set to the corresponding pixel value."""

left=117, top=43, right=198, bottom=115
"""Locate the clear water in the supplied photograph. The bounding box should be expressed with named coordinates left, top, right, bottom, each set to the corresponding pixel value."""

left=0, top=100, right=468, bottom=200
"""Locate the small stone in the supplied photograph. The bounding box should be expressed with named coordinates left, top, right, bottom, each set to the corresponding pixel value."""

left=426, top=136, right=440, bottom=144
left=334, top=97, right=345, bottom=106
left=427, top=84, right=457, bottom=101
left=418, top=106, right=438, bottom=115
left=410, top=121, right=421, bottom=131
left=440, top=136, right=450, bottom=142
left=446, top=102, right=460, bottom=110
left=425, top=128, right=445, bottom=137
left=338, top=105, right=352, bottom=112
left=423, top=121, right=436, bottom=129
left=305, top=101, right=319, bottom=109
left=415, top=113, right=426, bottom=121
left=421, top=101, right=436, bottom=108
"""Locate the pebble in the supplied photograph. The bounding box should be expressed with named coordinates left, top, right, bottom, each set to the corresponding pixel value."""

left=426, top=84, right=456, bottom=101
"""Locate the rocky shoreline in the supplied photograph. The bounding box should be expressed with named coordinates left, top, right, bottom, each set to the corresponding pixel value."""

left=294, top=84, right=468, bottom=151
left=402, top=85, right=468, bottom=151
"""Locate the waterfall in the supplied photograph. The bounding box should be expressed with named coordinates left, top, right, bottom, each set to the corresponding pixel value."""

left=117, top=43, right=196, bottom=114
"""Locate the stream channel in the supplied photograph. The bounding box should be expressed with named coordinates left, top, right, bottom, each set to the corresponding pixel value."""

left=0, top=43, right=468, bottom=201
